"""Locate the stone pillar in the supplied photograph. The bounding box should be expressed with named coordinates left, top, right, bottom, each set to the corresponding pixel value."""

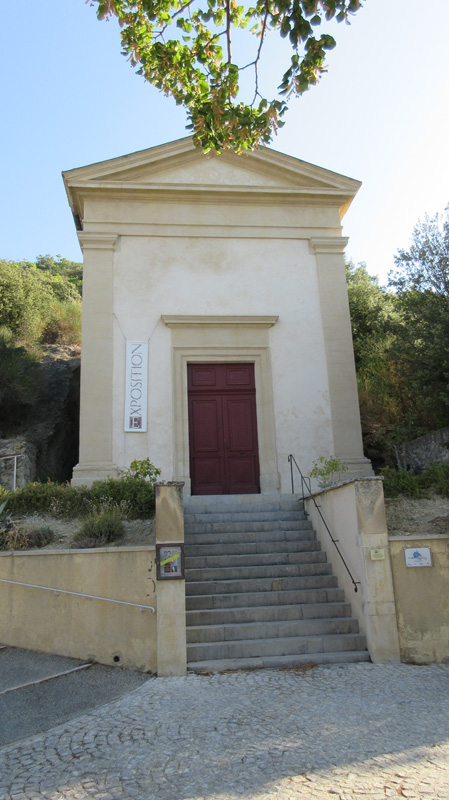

left=72, top=233, right=119, bottom=486
left=155, top=482, right=187, bottom=677
left=305, top=478, right=400, bottom=664
left=354, top=480, right=401, bottom=663
left=310, top=237, right=373, bottom=478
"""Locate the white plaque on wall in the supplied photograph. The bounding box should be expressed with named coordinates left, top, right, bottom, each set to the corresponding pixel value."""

left=124, top=341, right=148, bottom=432
left=405, top=547, right=432, bottom=568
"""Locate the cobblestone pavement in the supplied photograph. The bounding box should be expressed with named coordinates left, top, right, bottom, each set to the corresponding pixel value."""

left=1, top=663, right=449, bottom=800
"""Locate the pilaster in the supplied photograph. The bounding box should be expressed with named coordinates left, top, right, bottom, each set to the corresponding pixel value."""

left=309, top=237, right=373, bottom=478
left=72, top=233, right=119, bottom=487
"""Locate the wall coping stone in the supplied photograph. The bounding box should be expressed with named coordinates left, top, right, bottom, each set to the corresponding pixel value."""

left=0, top=545, right=155, bottom=558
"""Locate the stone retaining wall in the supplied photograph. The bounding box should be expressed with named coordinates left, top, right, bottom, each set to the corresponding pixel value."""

left=0, top=546, right=157, bottom=672
left=389, top=534, right=449, bottom=663
left=402, top=426, right=449, bottom=471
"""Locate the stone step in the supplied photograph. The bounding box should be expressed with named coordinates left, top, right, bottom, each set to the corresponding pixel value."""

left=186, top=573, right=338, bottom=596
left=184, top=510, right=308, bottom=525
left=186, top=586, right=345, bottom=610
left=185, top=529, right=316, bottom=546
left=187, top=650, right=371, bottom=673
left=186, top=561, right=331, bottom=584
left=185, top=550, right=324, bottom=570
left=184, top=494, right=304, bottom=515
left=185, top=539, right=320, bottom=557
left=185, top=520, right=313, bottom=535
left=187, top=616, right=360, bottom=644
left=186, top=601, right=352, bottom=627
left=187, top=632, right=368, bottom=663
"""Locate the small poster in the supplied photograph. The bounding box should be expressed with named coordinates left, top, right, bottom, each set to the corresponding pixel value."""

left=405, top=547, right=432, bottom=568
left=156, top=544, right=185, bottom=580
left=124, top=341, right=148, bottom=432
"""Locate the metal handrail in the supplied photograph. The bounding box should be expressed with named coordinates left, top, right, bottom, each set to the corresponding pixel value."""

left=0, top=578, right=155, bottom=612
left=0, top=454, right=24, bottom=491
left=287, top=454, right=360, bottom=593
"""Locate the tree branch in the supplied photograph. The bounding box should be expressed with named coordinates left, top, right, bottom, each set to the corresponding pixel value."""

left=251, top=0, right=269, bottom=105
left=156, top=0, right=196, bottom=40
left=225, top=0, right=232, bottom=63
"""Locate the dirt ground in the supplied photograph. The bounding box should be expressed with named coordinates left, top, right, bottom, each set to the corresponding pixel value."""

left=12, top=514, right=155, bottom=550
left=6, top=495, right=449, bottom=551
left=384, top=495, right=449, bottom=537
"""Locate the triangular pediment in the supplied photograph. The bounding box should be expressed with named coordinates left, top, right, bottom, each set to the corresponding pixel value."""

left=63, top=137, right=360, bottom=193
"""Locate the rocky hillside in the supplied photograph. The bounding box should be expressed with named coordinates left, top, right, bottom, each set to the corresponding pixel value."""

left=0, top=344, right=80, bottom=489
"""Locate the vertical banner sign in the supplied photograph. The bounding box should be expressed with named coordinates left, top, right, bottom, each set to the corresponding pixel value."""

left=124, top=341, right=148, bottom=432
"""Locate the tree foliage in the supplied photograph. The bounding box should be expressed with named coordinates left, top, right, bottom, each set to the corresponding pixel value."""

left=0, top=257, right=82, bottom=346
left=389, top=207, right=449, bottom=430
left=0, top=257, right=83, bottom=435
left=347, top=206, right=449, bottom=468
left=91, top=0, right=362, bottom=153
left=390, top=208, right=449, bottom=297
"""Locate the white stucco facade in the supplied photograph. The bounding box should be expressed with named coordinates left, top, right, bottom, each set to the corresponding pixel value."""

left=64, top=137, right=372, bottom=494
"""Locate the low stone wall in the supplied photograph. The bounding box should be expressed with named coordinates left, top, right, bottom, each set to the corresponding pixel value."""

left=0, top=482, right=187, bottom=676
left=0, top=547, right=157, bottom=672
left=389, top=535, right=449, bottom=664
left=402, top=426, right=449, bottom=471
left=305, top=478, right=400, bottom=664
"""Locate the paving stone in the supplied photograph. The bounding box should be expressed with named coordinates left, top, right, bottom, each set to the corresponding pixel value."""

left=1, top=664, right=449, bottom=799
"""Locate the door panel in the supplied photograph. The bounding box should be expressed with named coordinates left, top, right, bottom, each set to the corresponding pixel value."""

left=223, top=396, right=259, bottom=493
left=188, top=396, right=225, bottom=495
left=188, top=364, right=260, bottom=495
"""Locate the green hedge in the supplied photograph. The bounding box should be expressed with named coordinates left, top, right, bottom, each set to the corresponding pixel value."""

left=381, top=463, right=449, bottom=499
left=0, top=476, right=155, bottom=519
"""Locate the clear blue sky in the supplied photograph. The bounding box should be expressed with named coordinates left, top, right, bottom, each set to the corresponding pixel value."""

left=1, top=0, right=448, bottom=284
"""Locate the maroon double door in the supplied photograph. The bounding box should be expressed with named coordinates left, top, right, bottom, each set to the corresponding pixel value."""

left=188, top=363, right=260, bottom=495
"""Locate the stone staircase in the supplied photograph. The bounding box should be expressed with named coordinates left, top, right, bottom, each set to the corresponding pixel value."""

left=184, top=494, right=369, bottom=672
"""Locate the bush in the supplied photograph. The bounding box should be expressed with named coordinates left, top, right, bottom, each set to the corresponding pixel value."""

left=380, top=467, right=424, bottom=498
left=88, top=475, right=155, bottom=518
left=120, top=458, right=161, bottom=483
left=1, top=475, right=155, bottom=520
left=73, top=509, right=124, bottom=548
left=2, top=481, right=88, bottom=517
left=381, top=463, right=449, bottom=499
left=417, top=463, right=449, bottom=498
left=0, top=525, right=54, bottom=551
left=0, top=499, right=16, bottom=549
left=0, top=259, right=81, bottom=347
left=40, top=301, right=81, bottom=345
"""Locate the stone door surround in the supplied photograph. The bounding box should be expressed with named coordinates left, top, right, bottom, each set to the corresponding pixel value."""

left=162, top=315, right=279, bottom=495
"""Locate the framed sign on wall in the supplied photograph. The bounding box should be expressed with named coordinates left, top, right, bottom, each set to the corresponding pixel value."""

left=156, top=544, right=185, bottom=580
left=124, top=341, right=148, bottom=432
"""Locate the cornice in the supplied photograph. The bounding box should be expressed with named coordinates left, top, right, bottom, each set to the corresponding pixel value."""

left=309, top=237, right=349, bottom=255
left=162, top=315, right=279, bottom=328
left=77, top=232, right=118, bottom=251
left=68, top=180, right=354, bottom=205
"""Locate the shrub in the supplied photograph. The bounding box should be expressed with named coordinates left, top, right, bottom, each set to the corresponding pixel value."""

left=88, top=475, right=155, bottom=518
left=1, top=525, right=54, bottom=551
left=120, top=458, right=161, bottom=484
left=417, top=463, right=449, bottom=498
left=40, top=301, right=81, bottom=345
left=310, top=456, right=348, bottom=488
left=0, top=499, right=16, bottom=549
left=3, top=481, right=88, bottom=517
left=73, top=509, right=124, bottom=548
left=380, top=467, right=424, bottom=498
left=1, top=469, right=156, bottom=521
left=0, top=259, right=81, bottom=347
